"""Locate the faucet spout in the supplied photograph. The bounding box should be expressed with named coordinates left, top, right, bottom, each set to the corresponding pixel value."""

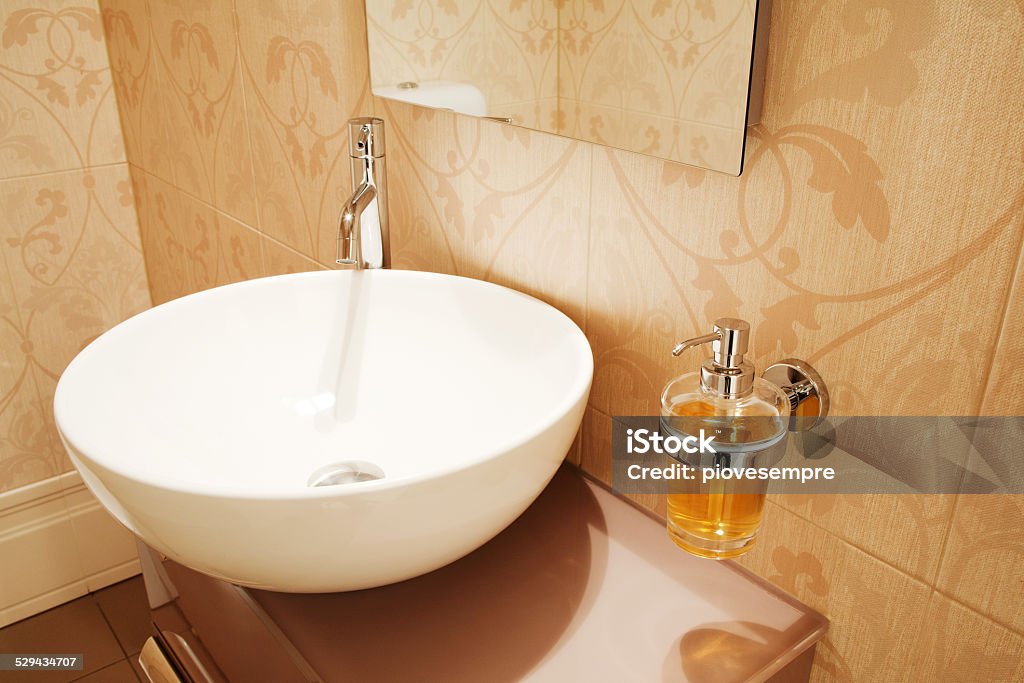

left=336, top=117, right=390, bottom=270
left=336, top=182, right=377, bottom=267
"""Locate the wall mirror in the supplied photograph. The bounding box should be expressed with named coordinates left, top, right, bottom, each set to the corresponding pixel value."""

left=364, top=0, right=769, bottom=176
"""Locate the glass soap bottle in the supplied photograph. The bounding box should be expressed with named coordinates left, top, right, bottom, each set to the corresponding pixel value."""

left=660, top=319, right=789, bottom=559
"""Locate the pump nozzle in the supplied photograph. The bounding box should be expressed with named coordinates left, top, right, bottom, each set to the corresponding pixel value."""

left=672, top=332, right=720, bottom=357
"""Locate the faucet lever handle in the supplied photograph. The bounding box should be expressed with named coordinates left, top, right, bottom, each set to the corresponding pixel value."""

left=348, top=117, right=385, bottom=159
left=355, top=125, right=371, bottom=154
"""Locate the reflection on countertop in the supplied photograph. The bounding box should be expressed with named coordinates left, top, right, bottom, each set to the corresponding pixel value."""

left=144, top=466, right=827, bottom=682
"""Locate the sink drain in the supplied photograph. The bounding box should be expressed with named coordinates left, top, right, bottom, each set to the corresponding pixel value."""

left=308, top=461, right=385, bottom=487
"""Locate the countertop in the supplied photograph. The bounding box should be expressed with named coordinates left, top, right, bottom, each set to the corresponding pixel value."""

left=241, top=466, right=828, bottom=682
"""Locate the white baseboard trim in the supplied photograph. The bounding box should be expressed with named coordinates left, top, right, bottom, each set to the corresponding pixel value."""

left=0, top=471, right=141, bottom=628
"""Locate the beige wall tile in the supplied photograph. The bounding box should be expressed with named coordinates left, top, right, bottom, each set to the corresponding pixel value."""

left=0, top=251, right=58, bottom=490
left=565, top=430, right=582, bottom=467
left=580, top=407, right=612, bottom=486
left=772, top=493, right=955, bottom=584
left=586, top=137, right=1020, bottom=421
left=0, top=369, right=55, bottom=491
left=911, top=592, right=1024, bottom=682
left=0, top=0, right=144, bottom=493
left=936, top=494, right=1024, bottom=635
left=737, top=502, right=932, bottom=682
left=981, top=257, right=1024, bottom=416
left=0, top=165, right=149, bottom=381
left=581, top=408, right=664, bottom=516
left=261, top=237, right=326, bottom=278
left=147, top=0, right=258, bottom=226
left=100, top=0, right=177, bottom=184
left=236, top=0, right=371, bottom=264
left=0, top=165, right=149, bottom=490
left=938, top=261, right=1024, bottom=632
left=382, top=99, right=592, bottom=328
left=186, top=203, right=263, bottom=294
left=0, top=0, right=125, bottom=178
left=563, top=102, right=627, bottom=155
left=133, top=168, right=192, bottom=305
left=134, top=168, right=262, bottom=303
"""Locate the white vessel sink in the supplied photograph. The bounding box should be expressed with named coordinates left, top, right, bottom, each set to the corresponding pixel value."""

left=54, top=270, right=591, bottom=592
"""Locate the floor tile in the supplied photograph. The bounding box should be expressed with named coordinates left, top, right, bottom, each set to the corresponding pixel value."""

left=93, top=577, right=151, bottom=656
left=0, top=596, right=123, bottom=682
left=72, top=659, right=140, bottom=682
left=128, top=654, right=147, bottom=682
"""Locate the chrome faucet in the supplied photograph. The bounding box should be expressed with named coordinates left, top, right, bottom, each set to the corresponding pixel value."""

left=337, top=117, right=390, bottom=269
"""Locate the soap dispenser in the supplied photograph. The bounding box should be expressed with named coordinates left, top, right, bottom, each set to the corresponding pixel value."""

left=661, top=318, right=828, bottom=559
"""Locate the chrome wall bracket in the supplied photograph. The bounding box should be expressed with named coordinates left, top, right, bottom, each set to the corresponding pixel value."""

left=763, top=359, right=830, bottom=431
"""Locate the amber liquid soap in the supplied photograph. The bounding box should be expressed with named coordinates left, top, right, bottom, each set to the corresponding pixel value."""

left=664, top=398, right=782, bottom=559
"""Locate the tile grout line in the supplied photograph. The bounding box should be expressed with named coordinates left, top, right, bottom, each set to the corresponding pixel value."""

left=0, top=160, right=130, bottom=186
left=91, top=0, right=138, bottom=194
left=128, top=163, right=350, bottom=276
left=764, top=496, right=939, bottom=584
left=928, top=492, right=962, bottom=607
left=135, top=160, right=320, bottom=270
left=582, top=141, right=595, bottom=340
left=229, top=0, right=269, bottom=268
left=134, top=165, right=325, bottom=281
left=766, top=494, right=1024, bottom=639
left=973, top=211, right=1024, bottom=414
left=0, top=593, right=130, bottom=678
left=123, top=164, right=159, bottom=302
left=576, top=141, right=596, bottom=468
left=923, top=210, right=1024, bottom=640
left=929, top=582, right=1024, bottom=639
left=130, top=164, right=256, bottom=237
left=69, top=657, right=132, bottom=683
left=92, top=595, right=131, bottom=661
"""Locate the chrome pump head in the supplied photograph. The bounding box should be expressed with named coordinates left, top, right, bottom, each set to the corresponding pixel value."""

left=672, top=318, right=755, bottom=399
